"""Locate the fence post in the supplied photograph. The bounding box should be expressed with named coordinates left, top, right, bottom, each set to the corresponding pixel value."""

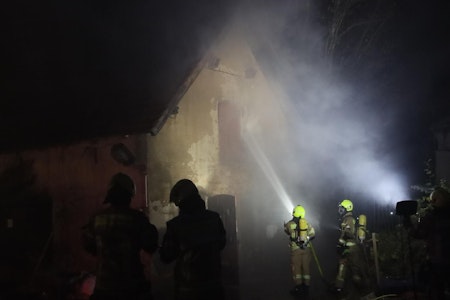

left=372, top=232, right=380, bottom=285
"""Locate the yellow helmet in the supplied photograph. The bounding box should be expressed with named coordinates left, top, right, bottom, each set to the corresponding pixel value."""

left=292, top=205, right=306, bottom=218
left=338, top=199, right=353, bottom=215
left=339, top=199, right=353, bottom=214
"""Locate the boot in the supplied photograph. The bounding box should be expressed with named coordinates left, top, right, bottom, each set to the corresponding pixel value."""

left=303, top=284, right=309, bottom=295
left=289, top=284, right=303, bottom=296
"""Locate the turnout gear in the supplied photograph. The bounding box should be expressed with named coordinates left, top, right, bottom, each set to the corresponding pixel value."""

left=334, top=199, right=371, bottom=298
left=284, top=205, right=316, bottom=295
left=410, top=188, right=450, bottom=299
left=83, top=173, right=158, bottom=300
left=160, top=179, right=227, bottom=300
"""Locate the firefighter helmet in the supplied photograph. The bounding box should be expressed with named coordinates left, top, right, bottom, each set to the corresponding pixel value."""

left=170, top=179, right=199, bottom=206
left=339, top=199, right=353, bottom=214
left=104, top=172, right=136, bottom=204
left=429, top=187, right=450, bottom=208
left=292, top=205, right=306, bottom=218
left=109, top=172, right=136, bottom=196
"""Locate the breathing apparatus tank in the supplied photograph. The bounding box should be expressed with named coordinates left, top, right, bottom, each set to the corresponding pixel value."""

left=357, top=214, right=367, bottom=242
left=299, top=218, right=308, bottom=242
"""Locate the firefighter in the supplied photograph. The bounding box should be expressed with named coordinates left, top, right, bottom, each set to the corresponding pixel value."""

left=284, top=205, right=316, bottom=297
left=334, top=199, right=370, bottom=298
left=159, top=179, right=227, bottom=300
left=82, top=172, right=159, bottom=300
left=410, top=187, right=450, bottom=299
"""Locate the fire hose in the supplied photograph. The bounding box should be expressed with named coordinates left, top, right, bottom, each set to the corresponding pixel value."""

left=309, top=241, right=324, bottom=279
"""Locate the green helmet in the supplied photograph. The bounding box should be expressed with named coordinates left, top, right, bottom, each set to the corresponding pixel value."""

left=292, top=205, right=306, bottom=218
left=339, top=199, right=353, bottom=213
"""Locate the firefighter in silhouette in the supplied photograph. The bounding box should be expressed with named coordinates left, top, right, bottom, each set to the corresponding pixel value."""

left=82, top=172, right=159, bottom=300
left=334, top=199, right=370, bottom=298
left=159, top=179, right=227, bottom=300
left=410, top=187, right=450, bottom=299
left=284, top=205, right=316, bottom=297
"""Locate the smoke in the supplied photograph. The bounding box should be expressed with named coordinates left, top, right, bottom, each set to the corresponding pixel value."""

left=225, top=1, right=416, bottom=242
left=220, top=2, right=429, bottom=297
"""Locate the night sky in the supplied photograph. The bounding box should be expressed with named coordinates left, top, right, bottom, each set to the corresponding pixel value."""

left=1, top=0, right=233, bottom=152
left=2, top=0, right=449, bottom=158
left=0, top=0, right=449, bottom=188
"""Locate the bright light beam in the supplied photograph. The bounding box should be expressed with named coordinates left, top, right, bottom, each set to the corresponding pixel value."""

left=242, top=130, right=294, bottom=213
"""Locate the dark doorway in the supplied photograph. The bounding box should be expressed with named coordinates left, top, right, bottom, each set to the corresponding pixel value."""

left=207, top=194, right=240, bottom=300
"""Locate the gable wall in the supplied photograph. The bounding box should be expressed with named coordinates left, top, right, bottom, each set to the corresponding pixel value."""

left=145, top=27, right=292, bottom=229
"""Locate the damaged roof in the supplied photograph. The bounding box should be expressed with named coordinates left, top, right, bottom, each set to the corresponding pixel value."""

left=1, top=0, right=234, bottom=153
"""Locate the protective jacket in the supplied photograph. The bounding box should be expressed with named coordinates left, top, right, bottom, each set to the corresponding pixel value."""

left=412, top=206, right=450, bottom=265
left=284, top=216, right=316, bottom=291
left=338, top=211, right=356, bottom=249
left=335, top=211, right=370, bottom=295
left=411, top=205, right=450, bottom=299
left=82, top=205, right=158, bottom=297
left=159, top=195, right=226, bottom=300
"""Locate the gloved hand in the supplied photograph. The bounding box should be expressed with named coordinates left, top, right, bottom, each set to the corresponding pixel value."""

left=298, top=241, right=307, bottom=249
left=336, top=244, right=345, bottom=255
left=297, top=236, right=310, bottom=249
left=304, top=236, right=310, bottom=247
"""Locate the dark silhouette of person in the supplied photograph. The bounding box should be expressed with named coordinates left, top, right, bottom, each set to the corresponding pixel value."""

left=159, top=179, right=226, bottom=300
left=82, top=172, right=158, bottom=300
left=411, top=187, right=450, bottom=299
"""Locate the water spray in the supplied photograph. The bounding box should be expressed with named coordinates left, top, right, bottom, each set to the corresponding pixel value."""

left=242, top=129, right=294, bottom=213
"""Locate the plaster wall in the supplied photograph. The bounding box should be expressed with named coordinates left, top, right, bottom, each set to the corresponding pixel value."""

left=145, top=27, right=296, bottom=299
left=146, top=26, right=291, bottom=230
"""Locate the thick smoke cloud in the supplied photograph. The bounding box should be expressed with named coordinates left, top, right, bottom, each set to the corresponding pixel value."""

left=229, top=3, right=426, bottom=297
left=211, top=1, right=446, bottom=298
left=235, top=1, right=412, bottom=221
